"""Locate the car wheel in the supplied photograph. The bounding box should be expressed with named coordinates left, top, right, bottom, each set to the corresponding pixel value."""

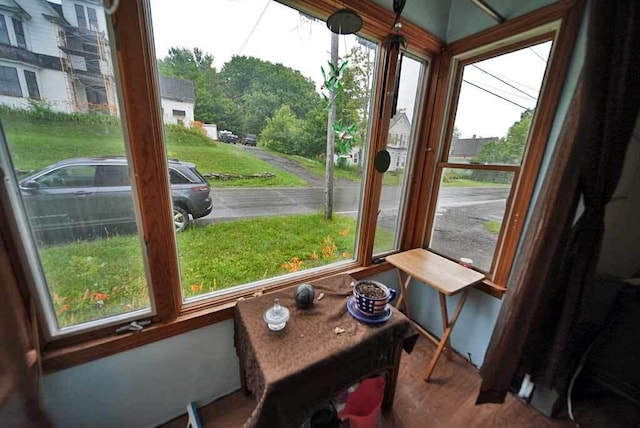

left=173, top=206, right=190, bottom=232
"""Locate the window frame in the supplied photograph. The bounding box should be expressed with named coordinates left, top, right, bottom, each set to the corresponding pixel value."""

left=0, top=14, right=9, bottom=45
left=12, top=17, right=26, bottom=49
left=0, top=0, right=581, bottom=371
left=75, top=4, right=87, bottom=29
left=0, top=65, right=22, bottom=97
left=23, top=70, right=39, bottom=99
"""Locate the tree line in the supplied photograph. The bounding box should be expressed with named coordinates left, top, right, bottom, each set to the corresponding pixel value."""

left=158, top=46, right=373, bottom=160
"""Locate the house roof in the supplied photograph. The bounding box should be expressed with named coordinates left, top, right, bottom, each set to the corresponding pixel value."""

left=450, top=136, right=498, bottom=157
left=159, top=76, right=196, bottom=103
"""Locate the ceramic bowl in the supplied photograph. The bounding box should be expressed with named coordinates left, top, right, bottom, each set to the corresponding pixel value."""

left=352, top=280, right=396, bottom=315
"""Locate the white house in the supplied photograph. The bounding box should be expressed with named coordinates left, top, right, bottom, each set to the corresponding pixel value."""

left=158, top=75, right=195, bottom=126
left=387, top=112, right=411, bottom=171
left=0, top=0, right=117, bottom=114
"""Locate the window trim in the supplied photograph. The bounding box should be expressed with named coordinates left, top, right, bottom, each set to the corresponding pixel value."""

left=0, top=64, right=22, bottom=97
left=0, top=0, right=579, bottom=372
left=419, top=3, right=585, bottom=289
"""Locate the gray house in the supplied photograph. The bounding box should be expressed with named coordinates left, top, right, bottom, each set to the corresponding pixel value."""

left=159, top=75, right=195, bottom=126
left=449, top=135, right=499, bottom=163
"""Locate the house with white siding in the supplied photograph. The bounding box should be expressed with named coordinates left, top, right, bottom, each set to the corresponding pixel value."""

left=387, top=112, right=411, bottom=171
left=159, top=75, right=195, bottom=126
left=0, top=0, right=117, bottom=114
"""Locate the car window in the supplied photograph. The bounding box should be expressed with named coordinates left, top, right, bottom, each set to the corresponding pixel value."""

left=95, top=164, right=130, bottom=187
left=36, top=165, right=96, bottom=188
left=169, top=169, right=191, bottom=184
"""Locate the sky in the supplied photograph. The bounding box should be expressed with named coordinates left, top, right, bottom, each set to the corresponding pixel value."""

left=149, top=0, right=551, bottom=139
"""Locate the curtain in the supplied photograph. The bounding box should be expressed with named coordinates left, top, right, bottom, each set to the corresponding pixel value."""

left=477, top=0, right=640, bottom=404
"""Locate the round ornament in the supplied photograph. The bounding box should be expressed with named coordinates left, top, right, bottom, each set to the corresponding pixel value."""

left=294, top=283, right=315, bottom=309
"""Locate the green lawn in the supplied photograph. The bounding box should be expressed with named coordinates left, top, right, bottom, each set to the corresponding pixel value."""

left=41, top=213, right=394, bottom=327
left=3, top=114, right=305, bottom=187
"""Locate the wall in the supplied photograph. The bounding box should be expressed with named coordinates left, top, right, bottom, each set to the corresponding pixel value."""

left=372, top=0, right=451, bottom=41
left=42, top=320, right=240, bottom=428
left=445, top=0, right=558, bottom=42
left=372, top=269, right=502, bottom=368
left=161, top=98, right=194, bottom=126
left=22, top=0, right=61, bottom=57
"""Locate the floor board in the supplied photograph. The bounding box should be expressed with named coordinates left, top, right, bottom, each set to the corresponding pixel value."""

left=162, top=337, right=573, bottom=428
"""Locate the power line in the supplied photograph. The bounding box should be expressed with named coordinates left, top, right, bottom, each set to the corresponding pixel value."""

left=529, top=47, right=547, bottom=63
left=471, top=64, right=538, bottom=100
left=238, top=0, right=272, bottom=54
left=463, top=79, right=531, bottom=110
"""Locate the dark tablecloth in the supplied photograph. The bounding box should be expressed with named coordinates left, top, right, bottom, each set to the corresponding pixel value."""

left=234, top=274, right=414, bottom=428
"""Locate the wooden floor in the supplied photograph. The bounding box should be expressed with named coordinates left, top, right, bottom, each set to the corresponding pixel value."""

left=163, top=337, right=573, bottom=428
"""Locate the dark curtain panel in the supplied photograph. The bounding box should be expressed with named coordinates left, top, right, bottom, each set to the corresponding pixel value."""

left=477, top=0, right=640, bottom=404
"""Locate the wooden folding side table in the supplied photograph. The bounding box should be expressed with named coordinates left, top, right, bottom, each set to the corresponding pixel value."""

left=386, top=249, right=485, bottom=381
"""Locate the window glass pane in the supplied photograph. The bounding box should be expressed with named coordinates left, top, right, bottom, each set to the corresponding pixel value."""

left=150, top=0, right=378, bottom=299
left=0, top=15, right=9, bottom=45
left=12, top=18, right=26, bottom=48
left=429, top=168, right=514, bottom=272
left=169, top=169, right=191, bottom=184
left=448, top=41, right=551, bottom=165
left=24, top=71, right=39, bottom=99
left=0, top=65, right=21, bottom=97
left=87, top=7, right=99, bottom=31
left=75, top=5, right=87, bottom=29
left=0, top=4, right=151, bottom=331
left=373, top=54, right=425, bottom=255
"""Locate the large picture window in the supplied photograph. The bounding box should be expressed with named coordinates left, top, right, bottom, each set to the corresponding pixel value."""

left=149, top=0, right=378, bottom=300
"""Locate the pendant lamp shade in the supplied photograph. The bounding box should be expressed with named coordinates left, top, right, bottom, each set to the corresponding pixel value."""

left=327, top=8, right=363, bottom=35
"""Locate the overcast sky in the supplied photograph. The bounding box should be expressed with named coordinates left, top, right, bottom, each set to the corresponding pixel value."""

left=149, top=0, right=550, bottom=139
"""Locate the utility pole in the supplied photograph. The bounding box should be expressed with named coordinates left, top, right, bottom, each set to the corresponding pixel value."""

left=324, top=32, right=339, bottom=220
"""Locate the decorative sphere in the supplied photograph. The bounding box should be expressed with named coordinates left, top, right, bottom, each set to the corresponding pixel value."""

left=294, top=283, right=315, bottom=309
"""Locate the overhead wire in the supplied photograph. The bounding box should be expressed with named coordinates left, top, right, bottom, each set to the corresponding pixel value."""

left=529, top=47, right=548, bottom=63
left=238, top=0, right=272, bottom=54
left=471, top=64, right=538, bottom=100
left=463, top=80, right=531, bottom=110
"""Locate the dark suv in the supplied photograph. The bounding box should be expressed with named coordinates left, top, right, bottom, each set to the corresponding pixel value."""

left=19, top=157, right=212, bottom=238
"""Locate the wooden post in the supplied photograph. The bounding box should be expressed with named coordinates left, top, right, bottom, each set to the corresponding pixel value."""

left=324, top=32, right=339, bottom=219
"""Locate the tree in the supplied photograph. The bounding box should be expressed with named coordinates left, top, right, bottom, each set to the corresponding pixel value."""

left=471, top=110, right=533, bottom=182
left=259, top=105, right=304, bottom=154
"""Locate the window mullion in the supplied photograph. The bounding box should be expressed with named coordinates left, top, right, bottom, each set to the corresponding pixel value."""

left=111, top=0, right=182, bottom=322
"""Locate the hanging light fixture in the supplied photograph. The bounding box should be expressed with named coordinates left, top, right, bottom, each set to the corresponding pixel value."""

left=327, top=8, right=363, bottom=35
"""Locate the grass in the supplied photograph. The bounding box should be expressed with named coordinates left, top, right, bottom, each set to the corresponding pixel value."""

left=484, top=220, right=502, bottom=235
left=41, top=213, right=394, bottom=327
left=3, top=114, right=306, bottom=188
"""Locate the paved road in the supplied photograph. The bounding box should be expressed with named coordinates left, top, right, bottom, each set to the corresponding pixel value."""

left=197, top=186, right=509, bottom=223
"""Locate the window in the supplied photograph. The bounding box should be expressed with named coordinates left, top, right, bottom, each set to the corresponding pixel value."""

left=151, top=0, right=378, bottom=300
left=0, top=65, right=21, bottom=97
left=12, top=18, right=26, bottom=48
left=0, top=3, right=151, bottom=336
left=0, top=15, right=9, bottom=45
left=75, top=4, right=87, bottom=29
left=169, top=169, right=191, bottom=184
left=86, top=87, right=107, bottom=105
left=24, top=71, right=39, bottom=99
left=83, top=43, right=100, bottom=73
left=87, top=7, right=99, bottom=31
left=373, top=54, right=426, bottom=255
left=427, top=40, right=552, bottom=279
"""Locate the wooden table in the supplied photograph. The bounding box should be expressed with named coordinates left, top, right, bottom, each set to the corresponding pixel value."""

left=234, top=275, right=415, bottom=427
left=386, top=249, right=485, bottom=381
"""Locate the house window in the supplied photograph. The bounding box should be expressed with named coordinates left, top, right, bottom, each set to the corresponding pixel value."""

left=0, top=14, right=9, bottom=45
left=0, top=65, right=22, bottom=97
left=151, top=0, right=378, bottom=301
left=373, top=54, right=426, bottom=255
left=86, top=87, right=107, bottom=105
left=12, top=18, right=26, bottom=48
left=83, top=42, right=100, bottom=73
left=87, top=7, right=99, bottom=31
left=75, top=4, right=87, bottom=29
left=427, top=40, right=552, bottom=278
left=24, top=70, right=40, bottom=99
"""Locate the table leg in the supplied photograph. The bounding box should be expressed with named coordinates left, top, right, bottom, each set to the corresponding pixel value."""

left=382, top=340, right=403, bottom=410
left=395, top=270, right=413, bottom=319
left=424, top=289, right=470, bottom=382
left=438, top=293, right=453, bottom=361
